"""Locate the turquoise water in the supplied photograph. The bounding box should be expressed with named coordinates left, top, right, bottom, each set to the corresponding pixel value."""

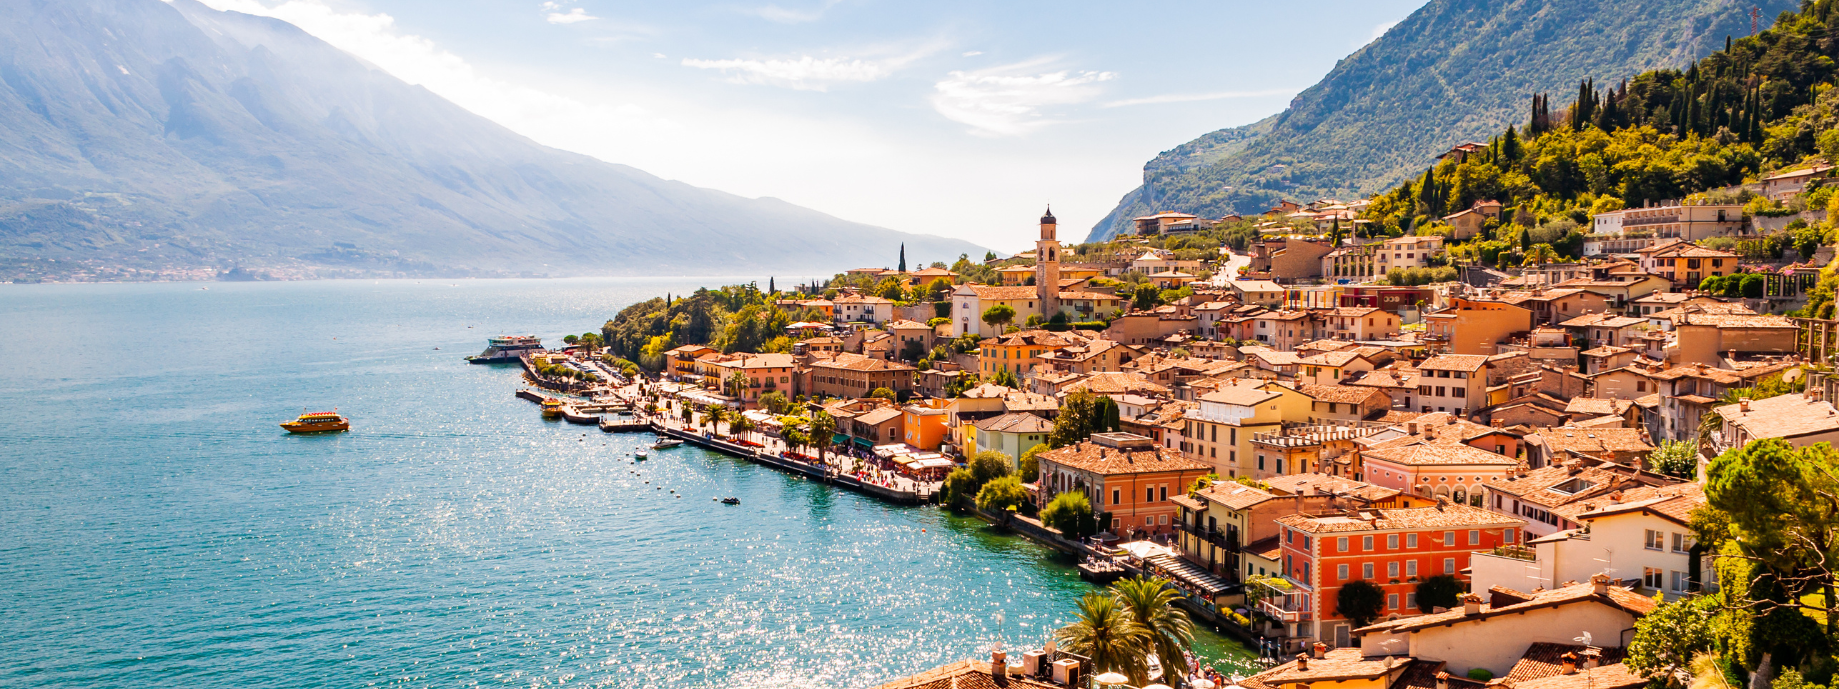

left=0, top=279, right=1252, bottom=688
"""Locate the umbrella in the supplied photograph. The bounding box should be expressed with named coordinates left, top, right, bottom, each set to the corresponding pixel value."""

left=1191, top=681, right=1217, bottom=689
left=1145, top=685, right=1175, bottom=689
left=1094, top=672, right=1131, bottom=686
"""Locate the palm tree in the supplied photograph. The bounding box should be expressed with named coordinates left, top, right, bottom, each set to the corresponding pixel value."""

left=809, top=410, right=837, bottom=465
left=726, top=371, right=751, bottom=404
left=731, top=413, right=755, bottom=444
left=1055, top=591, right=1150, bottom=683
left=1111, top=575, right=1195, bottom=684
left=1522, top=243, right=1558, bottom=266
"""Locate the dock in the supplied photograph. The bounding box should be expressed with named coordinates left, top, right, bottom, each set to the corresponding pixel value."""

left=599, top=418, right=651, bottom=433
left=652, top=424, right=929, bottom=505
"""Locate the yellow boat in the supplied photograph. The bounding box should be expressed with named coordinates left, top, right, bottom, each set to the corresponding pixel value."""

left=281, top=410, right=349, bottom=434
left=541, top=399, right=566, bottom=418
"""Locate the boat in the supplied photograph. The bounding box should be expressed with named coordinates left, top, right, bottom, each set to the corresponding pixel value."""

left=541, top=399, right=565, bottom=418
left=721, top=497, right=740, bottom=505
left=280, top=410, right=349, bottom=434
left=652, top=438, right=683, bottom=450
left=466, top=334, right=546, bottom=363
left=635, top=448, right=649, bottom=460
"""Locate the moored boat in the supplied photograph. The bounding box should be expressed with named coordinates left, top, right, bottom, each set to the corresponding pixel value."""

left=281, top=410, right=349, bottom=434
left=541, top=399, right=565, bottom=418
left=652, top=438, right=682, bottom=450
left=635, top=448, right=649, bottom=460
left=721, top=497, right=740, bottom=505
left=466, top=335, right=545, bottom=363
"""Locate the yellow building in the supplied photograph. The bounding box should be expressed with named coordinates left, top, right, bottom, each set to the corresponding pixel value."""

left=979, top=329, right=1071, bottom=380
left=1181, top=379, right=1314, bottom=479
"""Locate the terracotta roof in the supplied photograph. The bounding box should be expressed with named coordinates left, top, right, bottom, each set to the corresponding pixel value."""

left=1297, top=350, right=1371, bottom=367
left=1354, top=579, right=1656, bottom=636
left=1715, top=393, right=1839, bottom=440
left=1198, top=481, right=1280, bottom=509
left=1275, top=503, right=1519, bottom=533
left=1059, top=372, right=1171, bottom=396
left=1263, top=472, right=1399, bottom=502
left=1512, top=663, right=1645, bottom=689
left=1299, top=384, right=1389, bottom=406
left=870, top=659, right=1059, bottom=689
left=856, top=407, right=904, bottom=425
left=985, top=330, right=1072, bottom=348
left=1362, top=442, right=1520, bottom=467
left=1525, top=427, right=1653, bottom=458
left=1505, top=643, right=1629, bottom=684
left=1243, top=648, right=1412, bottom=687
left=963, top=285, right=1042, bottom=300
left=973, top=412, right=1054, bottom=434
left=1419, top=354, right=1489, bottom=372
left=1569, top=482, right=1705, bottom=525
left=1483, top=463, right=1645, bottom=509
left=810, top=353, right=916, bottom=372
left=1675, top=313, right=1795, bottom=329
left=1200, top=380, right=1283, bottom=407
left=1564, top=398, right=1633, bottom=417
left=1039, top=440, right=1211, bottom=476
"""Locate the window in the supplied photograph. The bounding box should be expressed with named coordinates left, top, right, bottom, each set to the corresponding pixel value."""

left=1468, top=530, right=1479, bottom=545
left=1388, top=593, right=1400, bottom=610
left=1452, top=387, right=1466, bottom=398
left=1112, top=489, right=1121, bottom=506
left=1159, top=486, right=1168, bottom=502
left=1645, top=529, right=1665, bottom=551
left=1363, top=536, right=1374, bottom=551
left=1147, top=487, right=1155, bottom=503
left=1670, top=570, right=1689, bottom=592
left=1338, top=537, right=1349, bottom=553
left=1443, top=531, right=1454, bottom=545
left=1387, top=534, right=1399, bottom=550
left=1406, top=560, right=1418, bottom=577
left=1407, top=592, right=1418, bottom=610
left=1388, top=561, right=1400, bottom=578
left=1644, top=567, right=1663, bottom=589
left=1285, top=529, right=1293, bottom=544
left=1672, top=533, right=1693, bottom=553
left=1407, top=533, right=1418, bottom=548
left=1363, top=563, right=1375, bottom=579
left=1505, top=528, right=1517, bottom=544
left=1443, top=558, right=1455, bottom=574
left=1338, top=564, right=1349, bottom=580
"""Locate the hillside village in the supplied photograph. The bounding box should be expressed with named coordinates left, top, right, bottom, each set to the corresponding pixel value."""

left=586, top=169, right=1838, bottom=672
left=573, top=8, right=1839, bottom=689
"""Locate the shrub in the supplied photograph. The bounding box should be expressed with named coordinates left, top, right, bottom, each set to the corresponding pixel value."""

left=1335, top=580, right=1386, bottom=628
left=976, top=475, right=1029, bottom=513
left=940, top=468, right=978, bottom=507
left=1018, top=444, right=1047, bottom=483
left=1040, top=491, right=1098, bottom=539
left=1467, top=669, right=1494, bottom=682
left=1416, top=574, right=1463, bottom=612
left=970, top=450, right=1013, bottom=484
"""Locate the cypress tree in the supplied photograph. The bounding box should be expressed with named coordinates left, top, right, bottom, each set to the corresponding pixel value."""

left=898, top=243, right=906, bottom=272
left=1501, top=125, right=1522, bottom=162
left=768, top=277, right=775, bottom=294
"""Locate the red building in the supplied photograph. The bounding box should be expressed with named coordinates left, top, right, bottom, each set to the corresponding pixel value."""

left=1261, top=503, right=1524, bottom=651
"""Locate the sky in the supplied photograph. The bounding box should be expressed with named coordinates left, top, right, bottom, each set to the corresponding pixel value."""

left=193, top=0, right=1428, bottom=252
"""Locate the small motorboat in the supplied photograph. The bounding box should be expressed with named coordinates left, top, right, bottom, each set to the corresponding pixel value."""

left=635, top=449, right=649, bottom=460
left=652, top=438, right=683, bottom=450
left=721, top=497, right=740, bottom=505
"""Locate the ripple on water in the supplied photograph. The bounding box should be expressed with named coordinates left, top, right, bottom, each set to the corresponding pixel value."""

left=0, top=279, right=1257, bottom=689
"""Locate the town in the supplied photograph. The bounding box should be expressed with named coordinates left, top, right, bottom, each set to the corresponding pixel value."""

left=503, top=166, right=1839, bottom=688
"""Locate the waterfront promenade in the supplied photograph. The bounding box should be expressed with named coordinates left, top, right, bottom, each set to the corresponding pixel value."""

left=614, top=385, right=943, bottom=502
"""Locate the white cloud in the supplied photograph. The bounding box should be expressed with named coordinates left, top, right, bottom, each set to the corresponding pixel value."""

left=1371, top=20, right=1397, bottom=41
left=930, top=59, right=1114, bottom=137
left=961, top=50, right=982, bottom=57
left=680, top=55, right=894, bottom=90
left=653, top=52, right=667, bottom=59
left=546, top=8, right=596, bottom=24
left=1101, top=88, right=1294, bottom=108
left=741, top=0, right=844, bottom=24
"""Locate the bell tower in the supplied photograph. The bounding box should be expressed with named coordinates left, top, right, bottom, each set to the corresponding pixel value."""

left=1035, top=206, right=1060, bottom=318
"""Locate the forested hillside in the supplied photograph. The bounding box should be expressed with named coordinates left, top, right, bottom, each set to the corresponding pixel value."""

left=1087, top=0, right=1797, bottom=241
left=1358, top=0, right=1839, bottom=314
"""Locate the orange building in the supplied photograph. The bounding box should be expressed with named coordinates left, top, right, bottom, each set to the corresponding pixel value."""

left=1269, top=504, right=1525, bottom=647
left=979, top=329, right=1071, bottom=380
left=901, top=399, right=951, bottom=451
left=1035, top=432, right=1214, bottom=537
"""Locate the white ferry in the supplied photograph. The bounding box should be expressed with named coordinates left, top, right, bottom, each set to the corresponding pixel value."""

left=466, top=335, right=545, bottom=364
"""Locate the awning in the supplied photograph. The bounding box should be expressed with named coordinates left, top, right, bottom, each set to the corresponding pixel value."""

left=852, top=437, right=875, bottom=448
left=831, top=433, right=850, bottom=445
left=913, top=458, right=955, bottom=469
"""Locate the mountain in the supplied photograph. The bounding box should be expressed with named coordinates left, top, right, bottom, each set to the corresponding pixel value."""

left=1087, top=0, right=1799, bottom=242
left=0, top=0, right=986, bottom=280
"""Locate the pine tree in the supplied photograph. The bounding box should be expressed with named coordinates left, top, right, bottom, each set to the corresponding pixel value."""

left=898, top=243, right=906, bottom=273
left=1501, top=125, right=1522, bottom=161
left=768, top=277, right=775, bottom=294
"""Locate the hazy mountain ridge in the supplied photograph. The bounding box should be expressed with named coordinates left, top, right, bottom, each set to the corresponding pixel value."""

left=0, top=0, right=984, bottom=280
left=1087, top=0, right=1799, bottom=241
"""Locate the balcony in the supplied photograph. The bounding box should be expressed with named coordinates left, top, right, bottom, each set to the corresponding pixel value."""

left=1257, top=583, right=1312, bottom=623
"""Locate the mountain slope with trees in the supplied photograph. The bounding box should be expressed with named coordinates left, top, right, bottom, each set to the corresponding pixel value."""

left=1087, top=0, right=1797, bottom=241
left=0, top=0, right=984, bottom=280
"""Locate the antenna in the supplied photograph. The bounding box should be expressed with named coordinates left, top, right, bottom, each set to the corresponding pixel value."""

left=1751, top=6, right=1761, bottom=36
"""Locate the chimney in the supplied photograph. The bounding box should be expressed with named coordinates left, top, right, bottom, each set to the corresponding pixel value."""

left=1740, top=397, right=1751, bottom=412
left=1561, top=652, right=1579, bottom=675
left=1492, top=418, right=1503, bottom=428
left=1408, top=422, right=1419, bottom=435
left=1462, top=593, right=1484, bottom=615
left=1313, top=642, right=1328, bottom=659
left=991, top=649, right=1007, bottom=679
left=1436, top=672, right=1451, bottom=689
left=1584, top=650, right=1601, bottom=670
left=1814, top=388, right=1825, bottom=403
left=1591, top=572, right=1612, bottom=595
left=1296, top=653, right=1310, bottom=671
